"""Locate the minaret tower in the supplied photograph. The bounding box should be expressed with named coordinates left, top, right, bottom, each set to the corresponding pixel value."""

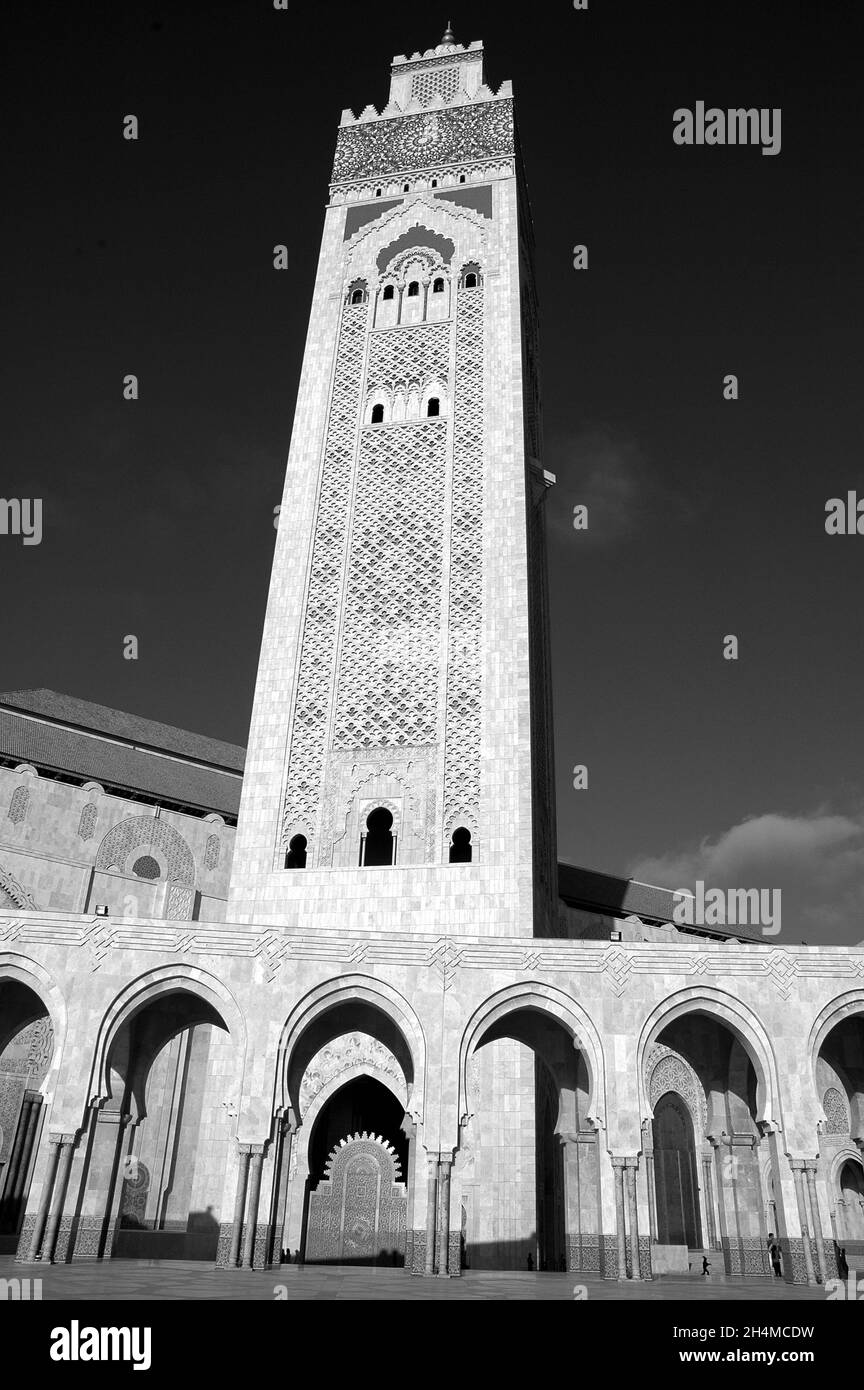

left=229, top=27, right=556, bottom=936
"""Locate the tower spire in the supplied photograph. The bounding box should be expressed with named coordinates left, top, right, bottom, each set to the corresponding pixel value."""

left=441, top=20, right=456, bottom=46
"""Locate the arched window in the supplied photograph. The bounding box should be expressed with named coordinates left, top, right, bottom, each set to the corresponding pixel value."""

left=375, top=188, right=382, bottom=198
left=403, top=183, right=410, bottom=193
left=371, top=403, right=385, bottom=424
left=132, top=854, right=161, bottom=880
left=459, top=174, right=466, bottom=184
left=382, top=284, right=395, bottom=301
left=464, top=272, right=478, bottom=289
left=449, top=828, right=472, bottom=864
left=351, top=289, right=364, bottom=305
left=433, top=278, right=445, bottom=293
left=361, top=807, right=395, bottom=867
left=427, top=398, right=440, bottom=418
left=431, top=179, right=438, bottom=188
left=285, top=834, right=307, bottom=870
left=407, top=281, right=420, bottom=298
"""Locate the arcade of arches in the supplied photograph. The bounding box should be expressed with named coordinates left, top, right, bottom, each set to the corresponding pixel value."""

left=2, top=970, right=862, bottom=1285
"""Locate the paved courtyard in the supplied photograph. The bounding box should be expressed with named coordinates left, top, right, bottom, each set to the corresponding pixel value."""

left=0, top=1258, right=830, bottom=1301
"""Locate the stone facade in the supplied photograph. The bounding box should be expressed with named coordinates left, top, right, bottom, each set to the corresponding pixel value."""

left=0, top=28, right=862, bottom=1287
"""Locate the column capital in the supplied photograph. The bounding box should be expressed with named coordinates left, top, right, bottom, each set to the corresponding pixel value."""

left=788, top=1157, right=809, bottom=1173
left=48, top=1131, right=78, bottom=1147
left=624, top=1155, right=640, bottom=1171
left=803, top=1159, right=820, bottom=1175
left=610, top=1155, right=628, bottom=1170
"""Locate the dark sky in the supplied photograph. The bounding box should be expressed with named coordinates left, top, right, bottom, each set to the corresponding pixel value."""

left=2, top=1, right=862, bottom=942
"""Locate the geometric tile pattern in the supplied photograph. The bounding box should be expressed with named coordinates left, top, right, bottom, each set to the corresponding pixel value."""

left=443, top=282, right=484, bottom=837
left=333, top=420, right=447, bottom=749
left=282, top=302, right=367, bottom=847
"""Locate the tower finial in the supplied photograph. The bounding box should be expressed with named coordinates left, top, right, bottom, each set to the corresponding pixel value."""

left=441, top=20, right=456, bottom=46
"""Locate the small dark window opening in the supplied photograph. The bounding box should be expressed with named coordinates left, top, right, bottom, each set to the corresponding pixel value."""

left=403, top=183, right=410, bottom=192
left=449, top=828, right=473, bottom=864
left=375, top=188, right=382, bottom=197
left=459, top=174, right=466, bottom=184
left=351, top=289, right=364, bottom=305
left=132, top=855, right=161, bottom=880
left=362, top=807, right=395, bottom=867
left=433, top=278, right=445, bottom=293
left=431, top=179, right=438, bottom=188
left=427, top=398, right=440, bottom=418
left=407, top=281, right=420, bottom=297
left=464, top=272, right=478, bottom=289
left=285, top=834, right=307, bottom=870
left=382, top=285, right=395, bottom=301
left=371, top=403, right=385, bottom=424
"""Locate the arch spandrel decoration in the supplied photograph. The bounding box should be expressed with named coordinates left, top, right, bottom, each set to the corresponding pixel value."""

left=305, top=1132, right=407, bottom=1264
left=644, top=1044, right=708, bottom=1141
left=96, top=817, right=195, bottom=887
left=298, top=1032, right=408, bottom=1120
left=823, top=1086, right=851, bottom=1136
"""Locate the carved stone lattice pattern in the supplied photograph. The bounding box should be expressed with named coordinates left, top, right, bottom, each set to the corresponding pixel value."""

left=282, top=303, right=367, bottom=848
left=167, top=886, right=195, bottom=921
left=823, top=1085, right=851, bottom=1134
left=333, top=420, right=448, bottom=748
left=646, top=1045, right=708, bottom=1138
left=78, top=802, right=98, bottom=841
left=8, top=786, right=30, bottom=825
left=366, top=321, right=450, bottom=400
left=119, top=1159, right=151, bottom=1228
left=443, top=282, right=484, bottom=836
left=305, top=1134, right=406, bottom=1264
left=0, top=861, right=37, bottom=910
left=204, top=834, right=221, bottom=871
left=411, top=66, right=461, bottom=106
left=332, top=100, right=515, bottom=182
left=25, top=1016, right=54, bottom=1080
left=299, top=1032, right=406, bottom=1116
left=96, top=817, right=195, bottom=886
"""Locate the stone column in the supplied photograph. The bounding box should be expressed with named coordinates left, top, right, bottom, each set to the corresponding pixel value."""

left=424, top=1156, right=438, bottom=1276
left=790, top=1160, right=818, bottom=1286
left=25, top=1135, right=62, bottom=1262
left=804, top=1162, right=829, bottom=1284
left=624, top=1158, right=643, bottom=1279
left=702, top=1154, right=719, bottom=1250
left=242, top=1149, right=265, bottom=1269
left=6, top=1093, right=42, bottom=1215
left=560, top=1135, right=581, bottom=1269
left=228, top=1147, right=250, bottom=1269
left=435, top=1156, right=452, bottom=1278
left=644, top=1148, right=657, bottom=1242
left=274, top=1119, right=296, bottom=1264
left=401, top=1116, right=417, bottom=1273
left=42, top=1135, right=76, bottom=1264
left=611, top=1157, right=628, bottom=1280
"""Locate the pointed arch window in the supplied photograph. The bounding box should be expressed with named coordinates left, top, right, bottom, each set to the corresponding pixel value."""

left=371, top=403, right=385, bottom=424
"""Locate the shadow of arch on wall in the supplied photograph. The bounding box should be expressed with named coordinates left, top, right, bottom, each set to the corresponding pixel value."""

left=458, top=983, right=606, bottom=1130
left=635, top=987, right=783, bottom=1133
left=274, top=975, right=427, bottom=1129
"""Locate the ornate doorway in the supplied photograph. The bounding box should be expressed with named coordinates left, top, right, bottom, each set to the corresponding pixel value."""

left=306, top=1133, right=406, bottom=1264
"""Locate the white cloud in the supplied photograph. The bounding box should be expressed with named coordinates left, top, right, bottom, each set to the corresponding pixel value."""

left=629, top=810, right=864, bottom=946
